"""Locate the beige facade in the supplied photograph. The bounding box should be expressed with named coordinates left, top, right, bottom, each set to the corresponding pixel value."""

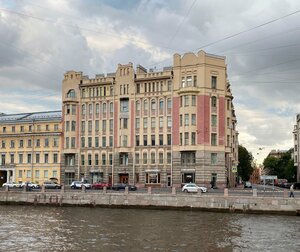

left=61, top=50, right=238, bottom=188
left=0, top=111, right=62, bottom=185
left=293, top=114, right=300, bottom=182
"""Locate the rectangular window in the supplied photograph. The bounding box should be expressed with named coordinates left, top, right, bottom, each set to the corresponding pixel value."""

left=136, top=118, right=140, bottom=129
left=102, top=136, right=106, bottom=147
left=135, top=153, right=139, bottom=165
left=180, top=115, right=182, bottom=127
left=88, top=154, right=92, bottom=166
left=81, top=137, right=85, bottom=148
left=36, top=153, right=40, bottom=163
left=119, top=153, right=129, bottom=165
left=136, top=135, right=140, bottom=146
left=122, top=135, right=127, bottom=147
left=27, top=154, right=32, bottom=164
left=159, top=134, right=163, bottom=145
left=35, top=170, right=39, bottom=179
left=211, top=153, right=217, bottom=164
left=53, top=153, right=58, bottom=163
left=53, top=137, right=59, bottom=147
left=184, top=132, right=189, bottom=145
left=81, top=154, right=85, bottom=166
left=167, top=116, right=172, bottom=128
left=27, top=170, right=32, bottom=179
left=186, top=76, right=192, bottom=86
left=66, top=121, right=70, bottom=132
left=109, top=136, right=113, bottom=147
left=211, top=76, right=217, bottom=89
left=81, top=121, right=85, bottom=132
left=102, top=120, right=106, bottom=132
left=159, top=153, right=163, bottom=164
left=143, top=118, right=148, bottom=129
left=95, top=137, right=99, bottom=147
left=109, top=119, right=113, bottom=131
left=12, top=126, right=15, bottom=132
left=151, top=152, right=155, bottom=164
left=159, top=117, right=163, bottom=128
left=10, top=154, right=14, bottom=164
left=191, top=114, right=196, bottom=126
left=191, top=132, right=196, bottom=145
left=44, top=153, right=49, bottom=163
left=19, top=154, right=23, bottom=164
left=95, top=120, right=99, bottom=132
left=181, top=77, right=185, bottom=87
left=136, top=83, right=140, bottom=94
left=52, top=170, right=57, bottom=178
left=19, top=140, right=24, bottom=148
left=212, top=115, right=217, bottom=127
left=109, top=154, right=113, bottom=166
left=181, top=152, right=196, bottom=164
left=87, top=137, right=92, bottom=148
left=71, top=137, right=75, bottom=148
left=88, top=121, right=92, bottom=132
left=95, top=154, right=99, bottom=166
left=120, top=99, right=129, bottom=112
left=184, top=114, right=189, bottom=126
left=167, top=134, right=171, bottom=145
left=151, top=135, right=155, bottom=146
left=211, top=133, right=217, bottom=146
left=167, top=80, right=172, bottom=91
left=71, top=121, right=76, bottom=131
left=192, top=95, right=196, bottom=106
left=184, top=96, right=189, bottom=107
left=18, top=170, right=22, bottom=178
left=10, top=140, right=15, bottom=148
left=151, top=117, right=155, bottom=128
left=193, top=76, right=197, bottom=86
left=180, top=133, right=182, bottom=145
left=44, top=138, right=49, bottom=147
left=143, top=135, right=147, bottom=146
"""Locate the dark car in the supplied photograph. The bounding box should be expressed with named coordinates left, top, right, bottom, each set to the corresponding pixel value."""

left=92, top=182, right=112, bottom=190
left=44, top=181, right=61, bottom=189
left=112, top=183, right=137, bottom=191
left=293, top=182, right=300, bottom=190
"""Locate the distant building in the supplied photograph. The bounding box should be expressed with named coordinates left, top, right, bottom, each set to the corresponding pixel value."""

left=61, top=50, right=238, bottom=188
left=293, top=114, right=300, bottom=182
left=268, top=149, right=288, bottom=159
left=0, top=111, right=62, bottom=185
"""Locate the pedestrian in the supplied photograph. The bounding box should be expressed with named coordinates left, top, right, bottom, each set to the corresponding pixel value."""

left=210, top=181, right=214, bottom=189
left=289, top=184, right=295, bottom=198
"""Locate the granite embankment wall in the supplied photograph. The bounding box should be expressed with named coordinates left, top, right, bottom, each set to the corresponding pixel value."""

left=0, top=189, right=300, bottom=215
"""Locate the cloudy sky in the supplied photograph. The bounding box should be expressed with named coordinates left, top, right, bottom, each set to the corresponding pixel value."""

left=1, top=0, right=300, bottom=163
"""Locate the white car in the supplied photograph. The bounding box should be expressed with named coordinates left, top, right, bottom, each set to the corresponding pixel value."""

left=2, top=182, right=22, bottom=188
left=182, top=183, right=207, bottom=193
left=21, top=182, right=40, bottom=189
left=70, top=181, right=91, bottom=189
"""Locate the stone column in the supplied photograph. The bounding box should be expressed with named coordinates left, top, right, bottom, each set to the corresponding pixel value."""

left=82, top=185, right=86, bottom=193
left=224, top=188, right=228, bottom=197
left=253, top=188, right=257, bottom=197
left=103, top=186, right=107, bottom=193
left=60, top=185, right=65, bottom=194
left=41, top=185, right=45, bottom=193
left=148, top=187, right=152, bottom=194
left=172, top=187, right=176, bottom=195
left=125, top=186, right=129, bottom=194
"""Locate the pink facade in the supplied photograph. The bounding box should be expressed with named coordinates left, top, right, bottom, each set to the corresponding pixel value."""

left=197, top=95, right=210, bottom=144
left=218, top=97, right=225, bottom=146
left=172, top=97, right=180, bottom=145
left=114, top=101, right=118, bottom=147
left=130, top=100, right=134, bottom=147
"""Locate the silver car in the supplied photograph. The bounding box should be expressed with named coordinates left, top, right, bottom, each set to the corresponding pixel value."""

left=182, top=183, right=207, bottom=193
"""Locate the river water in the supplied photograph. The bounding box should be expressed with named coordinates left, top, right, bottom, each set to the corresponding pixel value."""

left=0, top=205, right=299, bottom=252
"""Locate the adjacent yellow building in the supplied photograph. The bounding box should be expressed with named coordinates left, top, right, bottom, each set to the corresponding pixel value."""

left=0, top=111, right=62, bottom=186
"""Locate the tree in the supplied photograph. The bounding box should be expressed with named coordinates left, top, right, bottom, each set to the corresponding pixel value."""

left=263, top=156, right=278, bottom=175
left=237, top=145, right=253, bottom=181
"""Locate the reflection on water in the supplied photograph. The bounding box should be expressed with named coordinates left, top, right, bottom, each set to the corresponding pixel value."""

left=0, top=206, right=299, bottom=252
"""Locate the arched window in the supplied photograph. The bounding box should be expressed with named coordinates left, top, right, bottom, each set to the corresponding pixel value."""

left=159, top=99, right=164, bottom=110
left=136, top=100, right=140, bottom=112
left=211, top=96, right=217, bottom=107
left=67, top=89, right=76, bottom=98
left=96, top=103, right=100, bottom=115
left=144, top=99, right=148, bottom=111
left=167, top=99, right=172, bottom=109
left=102, top=103, right=107, bottom=114
left=88, top=104, right=93, bottom=115
left=151, top=99, right=156, bottom=111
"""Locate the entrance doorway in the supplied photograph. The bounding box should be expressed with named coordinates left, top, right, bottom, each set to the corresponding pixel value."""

left=119, top=174, right=129, bottom=183
left=0, top=170, right=7, bottom=186
left=211, top=173, right=217, bottom=188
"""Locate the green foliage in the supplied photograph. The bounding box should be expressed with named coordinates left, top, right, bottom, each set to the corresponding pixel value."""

left=263, top=149, right=297, bottom=182
left=237, top=145, right=253, bottom=181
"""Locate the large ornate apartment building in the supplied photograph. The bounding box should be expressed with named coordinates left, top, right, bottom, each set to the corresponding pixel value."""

left=0, top=111, right=62, bottom=185
left=293, top=114, right=300, bottom=182
left=61, top=50, right=238, bottom=188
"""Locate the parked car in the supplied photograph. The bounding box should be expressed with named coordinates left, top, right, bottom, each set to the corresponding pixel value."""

left=92, top=182, right=112, bottom=190
left=43, top=181, right=61, bottom=189
left=2, top=182, right=22, bottom=188
left=293, top=182, right=300, bottom=190
left=111, top=183, right=137, bottom=191
left=244, top=181, right=252, bottom=189
left=70, top=181, right=91, bottom=189
left=182, top=183, right=207, bottom=193
left=21, top=182, right=40, bottom=189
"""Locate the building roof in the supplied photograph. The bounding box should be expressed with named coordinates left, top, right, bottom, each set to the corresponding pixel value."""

left=0, top=111, right=62, bottom=123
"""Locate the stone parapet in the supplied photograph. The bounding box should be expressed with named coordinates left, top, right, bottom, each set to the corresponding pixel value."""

left=0, top=191, right=299, bottom=216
